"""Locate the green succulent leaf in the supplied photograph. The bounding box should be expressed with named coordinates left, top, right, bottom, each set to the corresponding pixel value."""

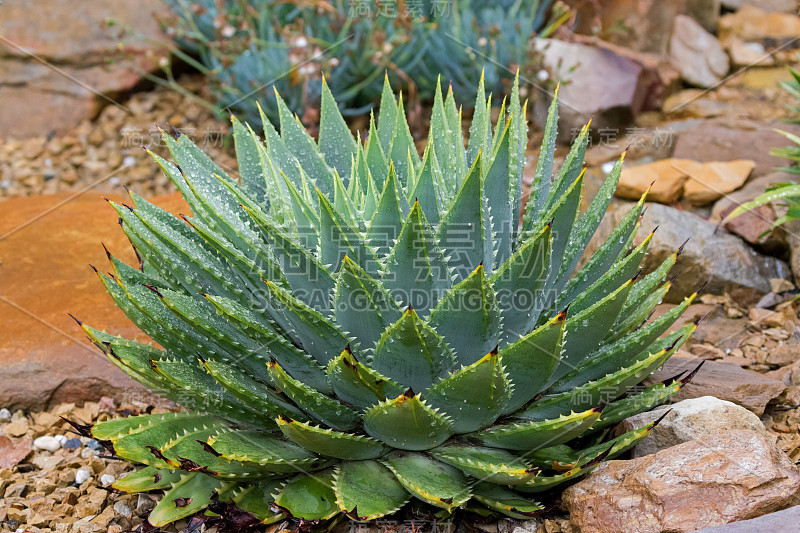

left=382, top=201, right=451, bottom=314
left=334, top=256, right=403, bottom=353
left=425, top=350, right=510, bottom=433
left=277, top=418, right=389, bottom=460
left=326, top=348, right=406, bottom=410
left=274, top=470, right=339, bottom=521
left=148, top=472, right=222, bottom=527
left=428, top=265, right=501, bottom=367
left=383, top=451, right=472, bottom=511
left=471, top=484, right=543, bottom=519
left=498, top=311, right=566, bottom=414
left=471, top=408, right=602, bottom=451
left=267, top=360, right=360, bottom=431
left=371, top=307, right=456, bottom=392
left=112, top=466, right=183, bottom=493
left=363, top=391, right=453, bottom=450
left=430, top=445, right=538, bottom=485
left=334, top=460, right=410, bottom=520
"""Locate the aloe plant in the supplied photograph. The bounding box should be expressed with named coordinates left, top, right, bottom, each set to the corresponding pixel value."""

left=77, top=74, right=695, bottom=527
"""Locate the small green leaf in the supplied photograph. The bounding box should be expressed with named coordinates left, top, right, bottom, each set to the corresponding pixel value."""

left=267, top=360, right=359, bottom=431
left=277, top=418, right=389, bottom=460
left=471, top=484, right=543, bottom=519
left=382, top=201, right=451, bottom=315
left=437, top=153, right=493, bottom=282
left=334, top=460, right=410, bottom=520
left=425, top=351, right=510, bottom=433
left=429, top=264, right=501, bottom=367
left=472, top=408, right=601, bottom=451
left=431, top=444, right=538, bottom=485
left=333, top=256, right=402, bottom=353
left=318, top=77, right=358, bottom=179
left=274, top=470, right=339, bottom=521
left=498, top=311, right=566, bottom=414
left=383, top=451, right=471, bottom=511
left=326, top=348, right=406, bottom=410
left=363, top=391, right=453, bottom=450
left=148, top=472, right=222, bottom=527
left=371, top=307, right=455, bottom=392
left=112, top=466, right=182, bottom=493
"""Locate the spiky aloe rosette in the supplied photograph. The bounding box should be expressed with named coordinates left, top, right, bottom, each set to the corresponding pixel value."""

left=78, top=74, right=697, bottom=527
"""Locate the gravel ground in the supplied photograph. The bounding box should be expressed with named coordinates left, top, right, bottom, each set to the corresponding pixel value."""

left=0, top=76, right=236, bottom=202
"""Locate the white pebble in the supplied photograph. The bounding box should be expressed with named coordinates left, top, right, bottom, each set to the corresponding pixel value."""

left=100, top=474, right=116, bottom=486
left=601, top=160, right=617, bottom=174
left=0, top=408, right=10, bottom=422
left=80, top=447, right=99, bottom=458
left=75, top=468, right=92, bottom=485
left=33, top=436, right=61, bottom=452
left=54, top=434, right=67, bottom=445
left=114, top=501, right=133, bottom=518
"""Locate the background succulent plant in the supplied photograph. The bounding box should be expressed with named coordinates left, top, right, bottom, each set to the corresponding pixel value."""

left=78, top=74, right=696, bottom=527
left=159, top=0, right=569, bottom=125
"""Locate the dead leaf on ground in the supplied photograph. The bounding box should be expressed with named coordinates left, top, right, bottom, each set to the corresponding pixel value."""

left=0, top=435, right=32, bottom=469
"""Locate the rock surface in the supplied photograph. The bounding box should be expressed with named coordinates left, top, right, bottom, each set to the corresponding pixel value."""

left=694, top=506, right=800, bottom=532
left=682, top=159, right=755, bottom=205
left=617, top=158, right=699, bottom=203
left=569, top=0, right=722, bottom=54
left=670, top=15, right=730, bottom=88
left=615, top=158, right=754, bottom=205
left=533, top=39, right=646, bottom=141
left=621, top=396, right=770, bottom=457
left=0, top=192, right=187, bottom=411
left=721, top=0, right=798, bottom=12
left=590, top=202, right=791, bottom=303
left=719, top=6, right=800, bottom=43
left=0, top=0, right=170, bottom=138
left=643, top=355, right=786, bottom=415
left=710, top=172, right=798, bottom=252
left=672, top=119, right=800, bottom=178
left=563, top=430, right=800, bottom=533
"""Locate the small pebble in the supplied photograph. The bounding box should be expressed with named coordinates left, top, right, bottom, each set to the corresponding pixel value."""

left=75, top=468, right=92, bottom=485
left=0, top=408, right=10, bottom=422
left=85, top=439, right=104, bottom=451
left=100, top=474, right=116, bottom=486
left=54, top=434, right=67, bottom=445
left=114, top=501, right=133, bottom=518
left=64, top=437, right=82, bottom=450
left=33, top=435, right=61, bottom=452
left=81, top=447, right=99, bottom=458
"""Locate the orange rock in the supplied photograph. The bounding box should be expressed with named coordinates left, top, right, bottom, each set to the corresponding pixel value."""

left=682, top=159, right=756, bottom=205
left=617, top=158, right=702, bottom=203
left=0, top=192, right=187, bottom=410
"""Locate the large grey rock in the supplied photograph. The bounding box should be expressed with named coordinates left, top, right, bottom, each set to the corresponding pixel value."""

left=589, top=202, right=791, bottom=303
left=563, top=430, right=800, bottom=533
left=670, top=15, right=730, bottom=88
left=621, top=396, right=771, bottom=457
